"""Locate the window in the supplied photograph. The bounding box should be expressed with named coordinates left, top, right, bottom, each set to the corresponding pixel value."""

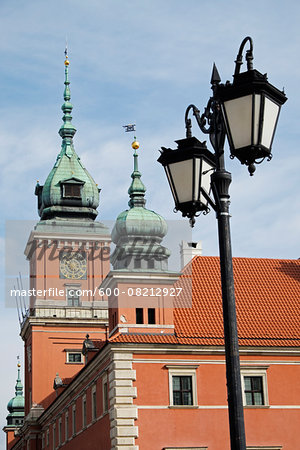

left=136, top=308, right=143, bottom=324
left=46, top=430, right=49, bottom=446
left=173, top=376, right=193, bottom=405
left=72, top=405, right=76, bottom=436
left=92, top=385, right=97, bottom=421
left=148, top=308, right=155, bottom=324
left=62, top=183, right=81, bottom=198
left=241, top=367, right=269, bottom=407
left=134, top=258, right=141, bottom=269
left=102, top=374, right=108, bottom=413
left=244, top=376, right=264, bottom=405
left=66, top=289, right=80, bottom=306
left=82, top=395, right=87, bottom=428
left=42, top=433, right=45, bottom=449
left=66, top=351, right=83, bottom=364
left=148, top=259, right=155, bottom=269
left=167, top=365, right=198, bottom=407
left=65, top=412, right=69, bottom=442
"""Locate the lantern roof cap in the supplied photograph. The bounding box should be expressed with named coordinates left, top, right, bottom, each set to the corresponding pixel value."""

left=218, top=68, right=287, bottom=105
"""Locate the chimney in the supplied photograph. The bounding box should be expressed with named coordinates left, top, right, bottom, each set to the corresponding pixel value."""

left=180, top=240, right=202, bottom=269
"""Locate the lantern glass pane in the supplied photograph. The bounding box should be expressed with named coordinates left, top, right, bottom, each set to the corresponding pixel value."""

left=168, top=159, right=193, bottom=203
left=253, top=94, right=261, bottom=145
left=165, top=166, right=178, bottom=204
left=224, top=95, right=252, bottom=149
left=261, top=97, right=280, bottom=149
left=194, top=158, right=201, bottom=201
left=199, top=159, right=213, bottom=205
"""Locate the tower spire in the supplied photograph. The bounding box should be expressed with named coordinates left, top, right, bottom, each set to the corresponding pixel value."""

left=128, top=138, right=146, bottom=208
left=59, top=48, right=76, bottom=157
left=6, top=358, right=25, bottom=427
left=34, top=48, right=100, bottom=221
left=15, top=359, right=23, bottom=398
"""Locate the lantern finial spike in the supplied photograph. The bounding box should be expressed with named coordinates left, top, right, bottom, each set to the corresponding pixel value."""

left=211, top=63, right=221, bottom=85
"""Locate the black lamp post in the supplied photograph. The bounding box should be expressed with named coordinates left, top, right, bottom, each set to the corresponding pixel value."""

left=158, top=37, right=287, bottom=450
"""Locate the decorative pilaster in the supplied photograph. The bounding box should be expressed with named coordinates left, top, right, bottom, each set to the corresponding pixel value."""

left=109, top=352, right=138, bottom=449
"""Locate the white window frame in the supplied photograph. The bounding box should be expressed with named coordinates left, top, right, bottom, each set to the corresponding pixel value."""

left=241, top=367, right=269, bottom=407
left=102, top=374, right=108, bottom=414
left=66, top=351, right=84, bottom=364
left=166, top=365, right=198, bottom=408
left=91, top=384, right=97, bottom=421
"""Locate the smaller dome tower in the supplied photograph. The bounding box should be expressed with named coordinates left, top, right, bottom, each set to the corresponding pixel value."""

left=6, top=361, right=25, bottom=427
left=111, top=140, right=170, bottom=271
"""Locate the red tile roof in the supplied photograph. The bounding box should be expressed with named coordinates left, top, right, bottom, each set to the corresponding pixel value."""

left=111, top=257, right=300, bottom=348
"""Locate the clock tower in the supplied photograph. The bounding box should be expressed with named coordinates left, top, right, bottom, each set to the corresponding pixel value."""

left=20, top=52, right=110, bottom=425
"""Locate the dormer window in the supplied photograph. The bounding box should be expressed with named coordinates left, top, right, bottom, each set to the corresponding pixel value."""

left=63, top=183, right=81, bottom=198
left=61, top=177, right=85, bottom=199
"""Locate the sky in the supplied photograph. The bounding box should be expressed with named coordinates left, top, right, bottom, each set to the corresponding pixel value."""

left=0, top=0, right=299, bottom=445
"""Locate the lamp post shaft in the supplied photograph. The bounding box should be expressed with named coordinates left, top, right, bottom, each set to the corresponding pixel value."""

left=212, top=169, right=246, bottom=450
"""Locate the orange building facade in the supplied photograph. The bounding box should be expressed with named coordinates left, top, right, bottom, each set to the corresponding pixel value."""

left=5, top=256, right=300, bottom=450
left=3, top=54, right=300, bottom=450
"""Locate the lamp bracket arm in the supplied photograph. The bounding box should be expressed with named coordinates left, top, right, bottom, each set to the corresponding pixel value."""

left=200, top=188, right=217, bottom=212
left=234, top=36, right=254, bottom=77
left=185, top=103, right=213, bottom=138
left=211, top=179, right=222, bottom=212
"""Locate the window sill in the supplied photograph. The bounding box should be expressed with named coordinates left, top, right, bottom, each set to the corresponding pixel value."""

left=244, top=405, right=270, bottom=409
left=168, top=405, right=198, bottom=409
left=66, top=362, right=84, bottom=365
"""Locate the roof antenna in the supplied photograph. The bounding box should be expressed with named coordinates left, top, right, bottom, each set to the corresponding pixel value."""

left=14, top=284, right=22, bottom=326
left=19, top=272, right=28, bottom=314
left=16, top=278, right=25, bottom=320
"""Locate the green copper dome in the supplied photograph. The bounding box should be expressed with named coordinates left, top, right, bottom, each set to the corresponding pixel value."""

left=6, top=363, right=25, bottom=427
left=113, top=207, right=167, bottom=238
left=35, top=54, right=100, bottom=221
left=111, top=149, right=170, bottom=271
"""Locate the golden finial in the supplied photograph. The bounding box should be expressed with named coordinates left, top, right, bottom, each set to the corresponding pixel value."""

left=132, top=140, right=140, bottom=150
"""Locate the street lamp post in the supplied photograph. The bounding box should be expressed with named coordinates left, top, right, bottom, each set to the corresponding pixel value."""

left=158, top=37, right=287, bottom=450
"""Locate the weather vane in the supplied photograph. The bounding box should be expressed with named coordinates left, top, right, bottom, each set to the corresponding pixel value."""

left=123, top=124, right=136, bottom=133
left=123, top=124, right=139, bottom=152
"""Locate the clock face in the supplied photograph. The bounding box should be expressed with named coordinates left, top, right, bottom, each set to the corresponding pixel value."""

left=59, top=251, right=87, bottom=279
